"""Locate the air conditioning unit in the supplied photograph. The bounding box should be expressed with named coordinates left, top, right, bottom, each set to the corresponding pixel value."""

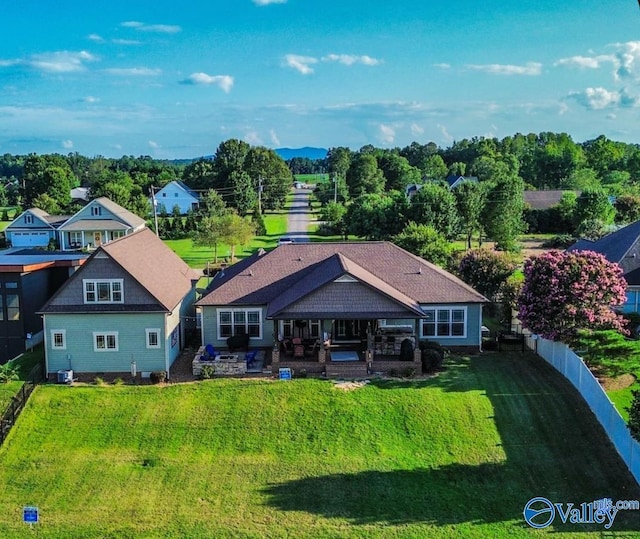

left=57, top=370, right=73, bottom=384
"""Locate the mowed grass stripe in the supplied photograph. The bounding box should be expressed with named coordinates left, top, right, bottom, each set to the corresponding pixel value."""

left=0, top=353, right=638, bottom=538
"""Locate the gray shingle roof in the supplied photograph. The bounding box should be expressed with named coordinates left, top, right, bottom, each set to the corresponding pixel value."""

left=100, top=228, right=200, bottom=310
left=197, top=242, right=487, bottom=316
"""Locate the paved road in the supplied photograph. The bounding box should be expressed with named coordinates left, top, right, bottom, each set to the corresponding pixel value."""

left=285, top=188, right=313, bottom=242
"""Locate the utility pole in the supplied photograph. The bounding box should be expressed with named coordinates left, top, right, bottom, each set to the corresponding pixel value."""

left=333, top=174, right=337, bottom=204
left=150, top=185, right=159, bottom=237
left=257, top=177, right=263, bottom=215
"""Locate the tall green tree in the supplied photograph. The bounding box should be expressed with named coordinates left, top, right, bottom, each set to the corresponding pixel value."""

left=23, top=154, right=75, bottom=209
left=346, top=193, right=403, bottom=240
left=454, top=180, right=486, bottom=248
left=346, top=153, right=385, bottom=197
left=408, top=183, right=459, bottom=239
left=482, top=176, right=526, bottom=251
left=392, top=222, right=452, bottom=267
left=573, top=189, right=615, bottom=229
left=244, top=147, right=292, bottom=210
left=377, top=152, right=421, bottom=191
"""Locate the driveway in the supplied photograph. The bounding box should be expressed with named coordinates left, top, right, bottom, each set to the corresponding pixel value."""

left=286, top=188, right=313, bottom=242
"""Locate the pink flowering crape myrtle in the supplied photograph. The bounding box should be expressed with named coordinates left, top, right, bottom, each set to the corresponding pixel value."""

left=517, top=250, right=627, bottom=342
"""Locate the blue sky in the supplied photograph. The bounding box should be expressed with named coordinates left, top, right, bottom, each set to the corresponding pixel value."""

left=2, top=0, right=640, bottom=159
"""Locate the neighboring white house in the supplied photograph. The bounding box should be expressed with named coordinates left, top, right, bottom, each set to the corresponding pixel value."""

left=152, top=181, right=200, bottom=215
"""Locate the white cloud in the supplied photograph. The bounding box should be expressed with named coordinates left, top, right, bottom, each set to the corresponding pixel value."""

left=83, top=96, right=100, bottom=103
left=148, top=140, right=159, bottom=149
left=465, top=62, right=542, bottom=76
left=88, top=34, right=104, bottom=43
left=62, top=140, right=74, bottom=149
left=112, top=39, right=141, bottom=46
left=180, top=72, right=234, bottom=92
left=253, top=0, right=286, bottom=5
left=105, top=67, right=161, bottom=76
left=244, top=131, right=263, bottom=145
left=438, top=123, right=454, bottom=143
left=284, top=54, right=317, bottom=75
left=566, top=87, right=640, bottom=110
left=321, top=54, right=382, bottom=66
left=269, top=129, right=280, bottom=146
left=410, top=123, right=424, bottom=136
left=26, top=51, right=97, bottom=73
left=378, top=124, right=395, bottom=145
left=433, top=63, right=451, bottom=70
left=120, top=21, right=181, bottom=34
left=554, top=55, right=611, bottom=69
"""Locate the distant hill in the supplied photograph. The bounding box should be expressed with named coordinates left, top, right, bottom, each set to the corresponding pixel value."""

left=275, top=147, right=328, bottom=160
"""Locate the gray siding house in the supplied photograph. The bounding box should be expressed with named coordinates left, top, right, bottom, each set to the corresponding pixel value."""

left=40, top=228, right=200, bottom=380
left=196, top=242, right=487, bottom=376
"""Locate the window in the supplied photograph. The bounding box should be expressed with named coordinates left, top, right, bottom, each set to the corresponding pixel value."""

left=94, top=332, right=118, bottom=351
left=217, top=309, right=261, bottom=339
left=280, top=319, right=321, bottom=339
left=6, top=294, right=19, bottom=320
left=5, top=282, right=17, bottom=289
left=24, top=214, right=33, bottom=224
left=111, top=230, right=124, bottom=240
left=162, top=192, right=167, bottom=197
left=146, top=328, right=161, bottom=349
left=83, top=279, right=123, bottom=303
left=70, top=232, right=82, bottom=246
left=91, top=206, right=102, bottom=216
left=421, top=307, right=466, bottom=338
left=51, top=330, right=66, bottom=350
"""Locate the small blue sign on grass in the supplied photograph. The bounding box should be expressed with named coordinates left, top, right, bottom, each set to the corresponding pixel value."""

left=23, top=506, right=38, bottom=525
left=279, top=368, right=292, bottom=381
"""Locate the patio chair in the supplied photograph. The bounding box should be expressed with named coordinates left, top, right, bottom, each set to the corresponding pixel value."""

left=245, top=350, right=257, bottom=368
left=204, top=344, right=218, bottom=359
left=293, top=343, right=305, bottom=359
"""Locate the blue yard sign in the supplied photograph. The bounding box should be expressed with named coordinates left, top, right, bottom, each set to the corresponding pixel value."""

left=279, top=368, right=292, bottom=381
left=23, top=506, right=38, bottom=525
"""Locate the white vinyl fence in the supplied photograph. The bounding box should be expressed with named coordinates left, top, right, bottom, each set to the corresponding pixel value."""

left=527, top=335, right=640, bottom=485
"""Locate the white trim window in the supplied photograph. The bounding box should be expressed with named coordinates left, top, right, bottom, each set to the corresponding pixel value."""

left=146, top=328, right=161, bottom=349
left=70, top=231, right=82, bottom=246
left=51, top=330, right=66, bottom=350
left=24, top=214, right=33, bottom=224
left=83, top=279, right=123, bottom=304
left=217, top=309, right=261, bottom=339
left=421, top=307, right=467, bottom=338
left=93, top=331, right=118, bottom=351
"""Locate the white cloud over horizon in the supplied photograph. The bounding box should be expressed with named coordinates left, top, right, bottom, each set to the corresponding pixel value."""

left=465, top=62, right=542, bottom=76
left=120, top=21, right=181, bottom=34
left=180, top=72, right=234, bottom=92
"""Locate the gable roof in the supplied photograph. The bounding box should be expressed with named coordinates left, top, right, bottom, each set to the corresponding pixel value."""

left=568, top=220, right=640, bottom=264
left=6, top=208, right=67, bottom=230
left=197, top=242, right=487, bottom=317
left=445, top=175, right=478, bottom=188
left=99, top=228, right=200, bottom=310
left=58, top=197, right=147, bottom=231
left=41, top=228, right=200, bottom=313
left=156, top=180, right=199, bottom=200
left=524, top=190, right=577, bottom=210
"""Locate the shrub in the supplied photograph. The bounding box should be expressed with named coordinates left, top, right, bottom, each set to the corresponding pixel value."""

left=388, top=368, right=399, bottom=378
left=419, top=340, right=447, bottom=373
left=0, top=362, right=19, bottom=383
left=200, top=365, right=215, bottom=379
left=150, top=371, right=167, bottom=384
left=93, top=377, right=105, bottom=386
left=294, top=368, right=308, bottom=379
left=541, top=234, right=575, bottom=249
left=112, top=377, right=124, bottom=386
left=403, top=367, right=416, bottom=378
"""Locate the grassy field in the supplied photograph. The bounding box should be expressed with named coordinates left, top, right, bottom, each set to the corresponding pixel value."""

left=608, top=383, right=640, bottom=421
left=295, top=173, right=330, bottom=184
left=165, top=209, right=290, bottom=268
left=0, top=352, right=638, bottom=538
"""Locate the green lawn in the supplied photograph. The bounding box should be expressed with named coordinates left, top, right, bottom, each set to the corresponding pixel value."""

left=608, top=383, right=640, bottom=421
left=165, top=209, right=291, bottom=268
left=0, top=352, right=638, bottom=538
left=295, top=173, right=330, bottom=184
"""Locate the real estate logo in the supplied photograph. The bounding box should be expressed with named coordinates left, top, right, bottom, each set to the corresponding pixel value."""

left=523, top=496, right=639, bottom=530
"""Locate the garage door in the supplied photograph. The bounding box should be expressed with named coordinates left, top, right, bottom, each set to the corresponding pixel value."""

left=11, top=232, right=50, bottom=247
